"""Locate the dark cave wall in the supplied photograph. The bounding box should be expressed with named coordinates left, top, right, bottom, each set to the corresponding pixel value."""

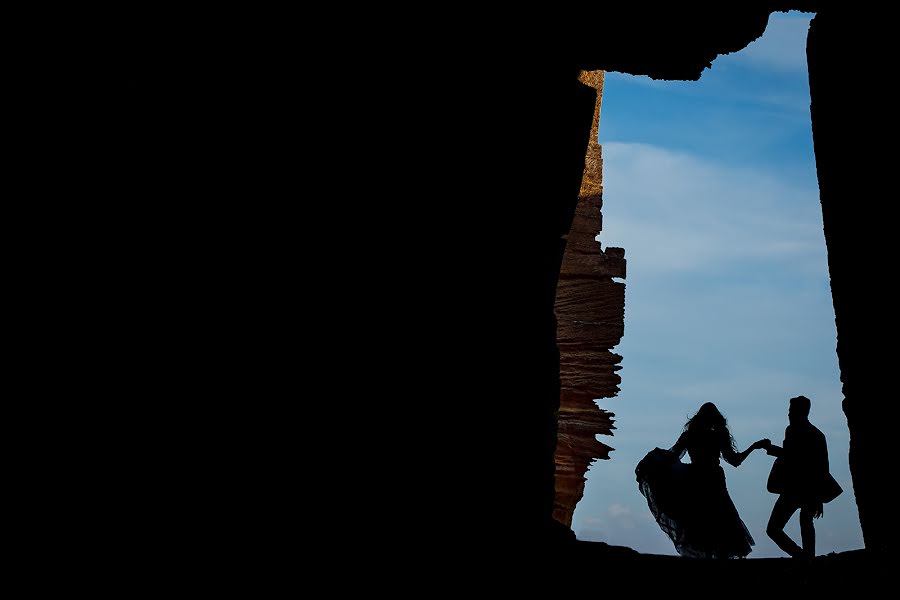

left=806, top=11, right=892, bottom=554
left=105, top=1, right=892, bottom=560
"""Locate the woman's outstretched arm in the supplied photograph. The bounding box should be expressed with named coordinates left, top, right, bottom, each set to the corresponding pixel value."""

left=723, top=438, right=770, bottom=467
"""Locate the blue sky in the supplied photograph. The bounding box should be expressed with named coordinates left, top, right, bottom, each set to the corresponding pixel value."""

left=572, top=12, right=864, bottom=558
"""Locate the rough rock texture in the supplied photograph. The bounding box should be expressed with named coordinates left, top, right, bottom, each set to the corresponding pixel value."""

left=553, top=71, right=627, bottom=527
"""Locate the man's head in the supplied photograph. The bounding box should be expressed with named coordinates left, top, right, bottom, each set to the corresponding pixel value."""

left=789, top=395, right=811, bottom=424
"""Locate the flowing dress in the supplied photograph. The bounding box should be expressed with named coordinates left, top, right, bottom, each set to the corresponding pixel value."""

left=636, top=428, right=754, bottom=559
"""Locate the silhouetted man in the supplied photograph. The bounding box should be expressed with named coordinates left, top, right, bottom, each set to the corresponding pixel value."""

left=763, top=395, right=832, bottom=559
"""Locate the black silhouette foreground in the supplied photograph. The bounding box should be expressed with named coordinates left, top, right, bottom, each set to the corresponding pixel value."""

left=636, top=402, right=768, bottom=558
left=556, top=544, right=884, bottom=596
left=763, top=395, right=842, bottom=559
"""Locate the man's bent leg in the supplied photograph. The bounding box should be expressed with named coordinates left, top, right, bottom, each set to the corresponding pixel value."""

left=767, top=495, right=803, bottom=557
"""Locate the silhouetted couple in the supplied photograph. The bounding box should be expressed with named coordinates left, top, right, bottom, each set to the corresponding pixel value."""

left=636, top=396, right=841, bottom=559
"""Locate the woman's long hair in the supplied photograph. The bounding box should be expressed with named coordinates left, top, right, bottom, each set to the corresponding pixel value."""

left=683, top=402, right=736, bottom=452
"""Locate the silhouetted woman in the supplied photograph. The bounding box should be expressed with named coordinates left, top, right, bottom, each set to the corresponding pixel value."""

left=636, top=402, right=768, bottom=559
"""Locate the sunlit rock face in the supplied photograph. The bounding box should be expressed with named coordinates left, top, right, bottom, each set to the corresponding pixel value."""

left=553, top=71, right=626, bottom=527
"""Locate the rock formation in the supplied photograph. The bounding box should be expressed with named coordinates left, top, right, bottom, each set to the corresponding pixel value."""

left=553, top=71, right=627, bottom=527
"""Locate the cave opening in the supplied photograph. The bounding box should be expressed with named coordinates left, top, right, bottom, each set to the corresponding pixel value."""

left=557, top=11, right=863, bottom=558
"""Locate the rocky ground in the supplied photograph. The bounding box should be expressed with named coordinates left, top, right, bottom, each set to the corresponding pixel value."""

left=550, top=542, right=889, bottom=595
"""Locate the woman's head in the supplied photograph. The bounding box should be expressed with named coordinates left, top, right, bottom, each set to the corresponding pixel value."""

left=693, top=402, right=725, bottom=427
left=685, top=402, right=735, bottom=449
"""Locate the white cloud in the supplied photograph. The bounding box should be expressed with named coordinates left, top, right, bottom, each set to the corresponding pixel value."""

left=576, top=506, right=676, bottom=553
left=598, top=141, right=826, bottom=277
left=734, top=14, right=813, bottom=73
